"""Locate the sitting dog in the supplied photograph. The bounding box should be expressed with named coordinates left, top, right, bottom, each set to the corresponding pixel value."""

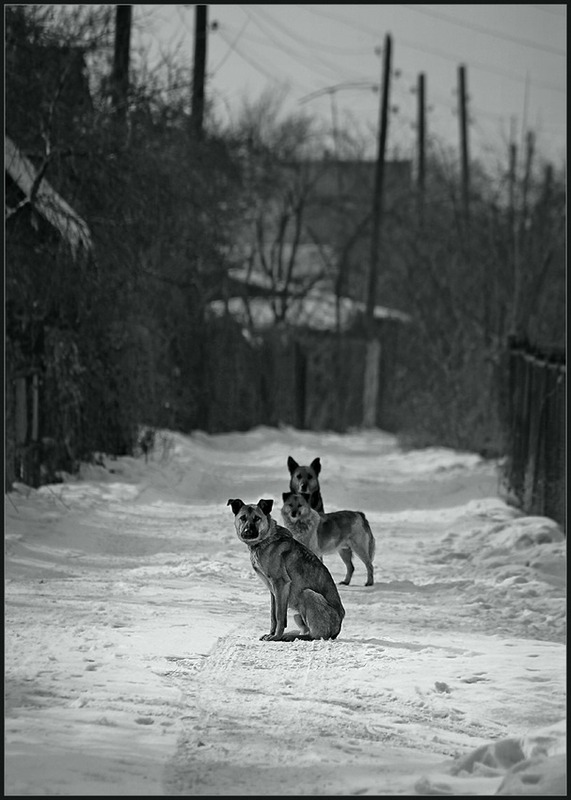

left=228, top=497, right=345, bottom=641
left=281, top=491, right=375, bottom=587
left=287, top=456, right=325, bottom=512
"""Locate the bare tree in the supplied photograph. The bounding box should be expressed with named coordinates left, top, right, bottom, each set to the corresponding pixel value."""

left=230, top=89, right=384, bottom=333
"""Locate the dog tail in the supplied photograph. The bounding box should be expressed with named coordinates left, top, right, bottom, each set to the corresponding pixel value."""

left=360, top=513, right=376, bottom=561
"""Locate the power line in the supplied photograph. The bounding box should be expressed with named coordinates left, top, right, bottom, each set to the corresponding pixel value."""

left=400, top=5, right=566, bottom=57
left=238, top=5, right=368, bottom=87
left=199, top=6, right=565, bottom=161
left=210, top=18, right=251, bottom=75
left=237, top=7, right=341, bottom=85
left=299, top=82, right=378, bottom=104
left=246, top=4, right=372, bottom=55
left=240, top=5, right=317, bottom=63
left=396, top=38, right=565, bottom=95
left=215, top=20, right=374, bottom=66
left=294, top=4, right=375, bottom=37
left=530, top=4, right=567, bottom=17
left=215, top=27, right=283, bottom=85
left=215, top=26, right=333, bottom=101
left=297, top=5, right=565, bottom=92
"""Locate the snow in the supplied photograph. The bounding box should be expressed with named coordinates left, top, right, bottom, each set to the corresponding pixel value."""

left=4, top=425, right=566, bottom=796
left=208, top=292, right=411, bottom=333
left=209, top=265, right=411, bottom=333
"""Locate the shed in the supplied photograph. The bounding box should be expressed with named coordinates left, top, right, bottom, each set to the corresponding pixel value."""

left=5, top=136, right=93, bottom=489
left=5, top=135, right=92, bottom=258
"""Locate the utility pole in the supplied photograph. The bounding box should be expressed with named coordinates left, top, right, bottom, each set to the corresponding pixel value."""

left=191, top=4, right=208, bottom=140
left=520, top=131, right=535, bottom=230
left=508, top=117, right=518, bottom=336
left=512, top=130, right=535, bottom=337
left=362, top=32, right=392, bottom=429
left=542, top=163, right=553, bottom=209
left=328, top=89, right=344, bottom=194
left=458, top=64, right=470, bottom=225
left=111, top=5, right=132, bottom=125
left=509, top=74, right=530, bottom=337
left=417, top=72, right=426, bottom=225
left=329, top=89, right=339, bottom=159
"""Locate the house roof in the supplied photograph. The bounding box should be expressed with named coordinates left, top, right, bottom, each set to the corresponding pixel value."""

left=209, top=289, right=411, bottom=334
left=228, top=260, right=330, bottom=292
left=212, top=266, right=411, bottom=333
left=5, top=136, right=92, bottom=257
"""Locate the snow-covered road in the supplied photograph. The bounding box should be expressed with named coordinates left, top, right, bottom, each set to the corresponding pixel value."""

left=5, top=427, right=566, bottom=795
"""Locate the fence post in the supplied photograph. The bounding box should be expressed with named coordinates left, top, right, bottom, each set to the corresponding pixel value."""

left=294, top=340, right=307, bottom=430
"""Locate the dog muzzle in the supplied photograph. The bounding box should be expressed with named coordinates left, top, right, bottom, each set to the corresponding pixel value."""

left=240, top=524, right=260, bottom=541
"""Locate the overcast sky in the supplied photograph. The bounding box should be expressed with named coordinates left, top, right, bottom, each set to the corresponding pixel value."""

left=132, top=4, right=566, bottom=170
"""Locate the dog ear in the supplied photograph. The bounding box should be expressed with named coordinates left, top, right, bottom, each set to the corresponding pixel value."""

left=300, top=492, right=312, bottom=505
left=310, top=457, right=321, bottom=475
left=282, top=491, right=292, bottom=502
left=287, top=456, right=298, bottom=474
left=257, top=498, right=274, bottom=516
left=227, top=498, right=244, bottom=515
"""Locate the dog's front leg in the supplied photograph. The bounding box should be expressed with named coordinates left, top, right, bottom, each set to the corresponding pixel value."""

left=260, top=592, right=278, bottom=641
left=260, top=580, right=290, bottom=641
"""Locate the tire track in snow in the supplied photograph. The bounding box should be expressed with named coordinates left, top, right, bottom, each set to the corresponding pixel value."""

left=162, top=631, right=517, bottom=796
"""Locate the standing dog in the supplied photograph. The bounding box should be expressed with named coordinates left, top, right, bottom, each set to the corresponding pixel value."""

left=281, top=491, right=376, bottom=587
left=287, top=456, right=325, bottom=512
left=228, top=498, right=345, bottom=641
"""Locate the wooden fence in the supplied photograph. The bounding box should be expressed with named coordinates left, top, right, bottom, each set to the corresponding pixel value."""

left=201, top=319, right=404, bottom=434
left=5, top=317, right=406, bottom=489
left=502, top=338, right=566, bottom=531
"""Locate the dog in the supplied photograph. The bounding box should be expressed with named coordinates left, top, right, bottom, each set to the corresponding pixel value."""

left=228, top=498, right=345, bottom=641
left=281, top=491, right=375, bottom=586
left=287, top=456, right=325, bottom=513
